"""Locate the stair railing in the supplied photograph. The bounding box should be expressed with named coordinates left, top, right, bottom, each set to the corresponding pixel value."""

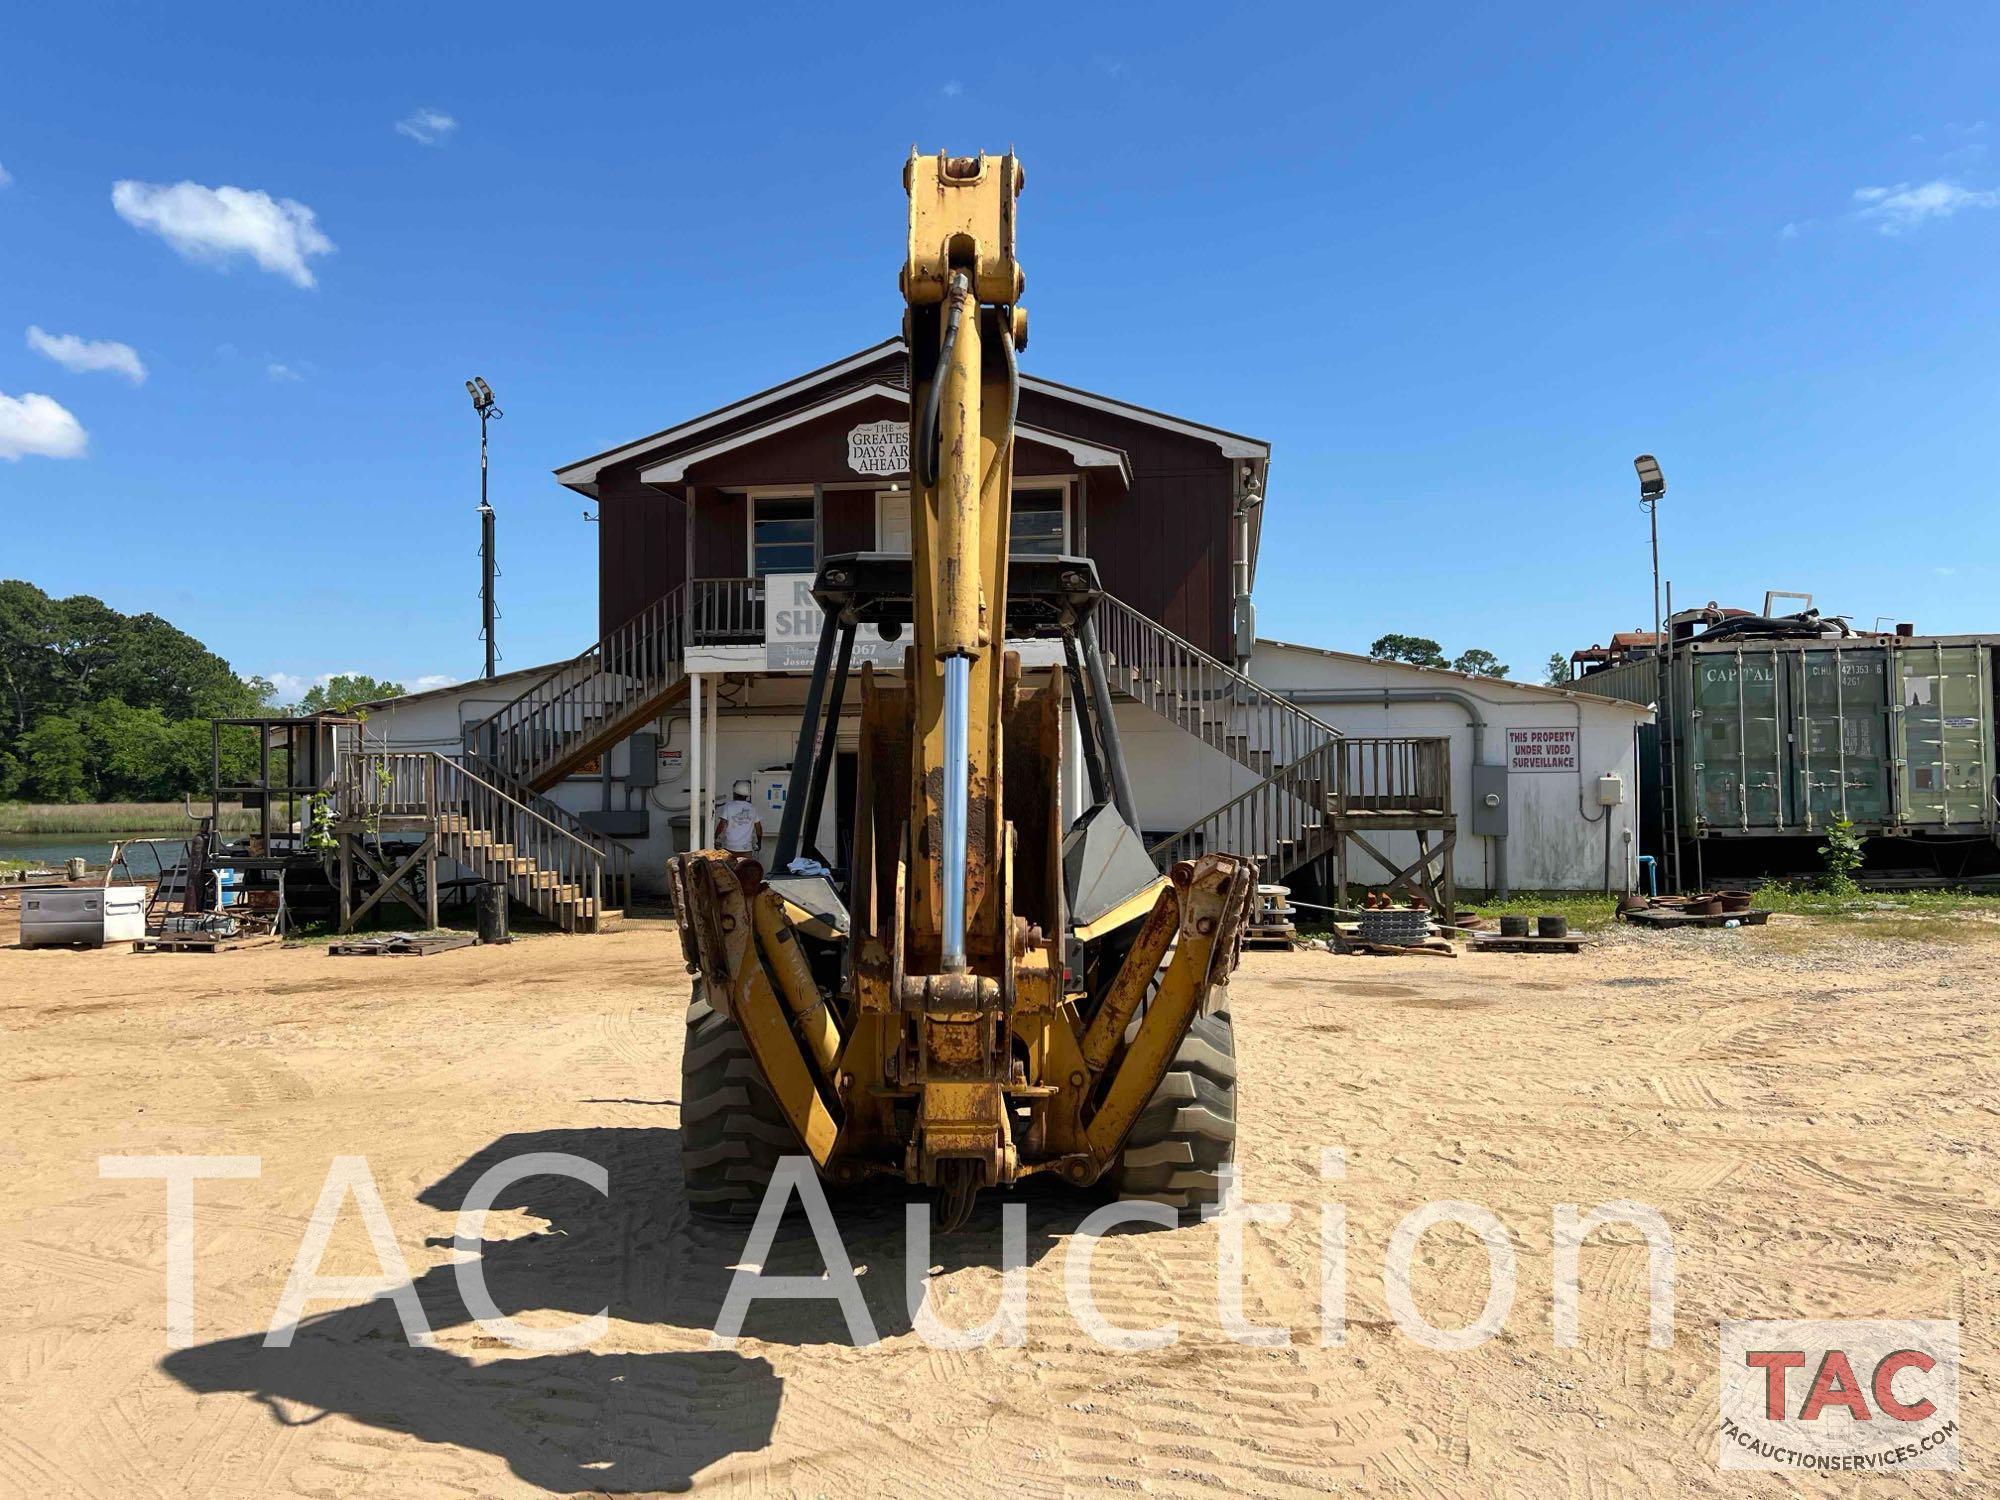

left=463, top=583, right=691, bottom=787
left=341, top=749, right=607, bottom=930
left=1094, top=594, right=1342, bottom=776
left=1148, top=740, right=1342, bottom=877
left=461, top=748, right=634, bottom=910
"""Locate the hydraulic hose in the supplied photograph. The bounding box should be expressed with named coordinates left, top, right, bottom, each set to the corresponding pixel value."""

left=915, top=274, right=969, bottom=492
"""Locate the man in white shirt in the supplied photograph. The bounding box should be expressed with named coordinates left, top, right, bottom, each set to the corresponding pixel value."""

left=714, top=778, right=763, bottom=854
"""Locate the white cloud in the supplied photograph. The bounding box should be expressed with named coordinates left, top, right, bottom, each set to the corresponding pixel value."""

left=1852, top=179, right=1999, bottom=235
left=266, top=362, right=301, bottom=382
left=26, top=326, right=147, bottom=383
left=941, top=80, right=964, bottom=97
left=395, top=109, right=458, bottom=146
left=0, top=391, right=88, bottom=461
left=111, top=179, right=334, bottom=288
left=409, top=673, right=460, bottom=692
left=0, top=160, right=12, bottom=189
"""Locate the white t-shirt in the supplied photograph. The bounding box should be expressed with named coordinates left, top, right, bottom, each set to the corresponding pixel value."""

left=717, top=798, right=760, bottom=852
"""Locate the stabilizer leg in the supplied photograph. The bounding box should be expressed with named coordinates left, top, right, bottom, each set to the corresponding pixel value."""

left=1083, top=854, right=1254, bottom=1167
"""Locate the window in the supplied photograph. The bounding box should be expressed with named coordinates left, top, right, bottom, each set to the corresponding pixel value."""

left=874, top=484, right=1068, bottom=556
left=751, top=494, right=814, bottom=576
left=1011, top=487, right=1066, bottom=555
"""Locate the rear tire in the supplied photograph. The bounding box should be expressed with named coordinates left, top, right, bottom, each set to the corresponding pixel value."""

left=1113, top=1007, right=1238, bottom=1218
left=680, top=984, right=796, bottom=1220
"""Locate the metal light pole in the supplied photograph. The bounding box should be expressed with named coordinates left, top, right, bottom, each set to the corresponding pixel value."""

left=467, top=377, right=502, bottom=680
left=1633, top=454, right=1673, bottom=890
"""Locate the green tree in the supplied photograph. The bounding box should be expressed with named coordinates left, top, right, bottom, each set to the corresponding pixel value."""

left=16, top=715, right=92, bottom=802
left=0, top=580, right=57, bottom=738
left=1545, top=652, right=1574, bottom=686
left=297, top=674, right=406, bottom=715
left=1451, top=648, right=1509, bottom=679
left=98, top=611, right=268, bottom=721
left=1368, top=633, right=1448, bottom=669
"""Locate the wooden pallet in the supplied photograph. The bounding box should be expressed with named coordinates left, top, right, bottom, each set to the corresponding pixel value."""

left=1470, top=933, right=1585, bottom=954
left=133, top=934, right=281, bottom=955
left=328, top=933, right=477, bottom=958
left=1620, top=908, right=1772, bottom=930
left=1336, top=935, right=1458, bottom=958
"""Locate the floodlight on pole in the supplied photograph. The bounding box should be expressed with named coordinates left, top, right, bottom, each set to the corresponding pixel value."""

left=1633, top=453, right=1675, bottom=892
left=469, top=376, right=504, bottom=680
left=1634, top=453, right=1665, bottom=503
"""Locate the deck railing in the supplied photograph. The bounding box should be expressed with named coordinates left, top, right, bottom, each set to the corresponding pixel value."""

left=1149, top=740, right=1343, bottom=875
left=1147, top=734, right=1453, bottom=877
left=1330, top=736, right=1452, bottom=817
left=340, top=749, right=607, bottom=928
left=689, top=577, right=765, bottom=644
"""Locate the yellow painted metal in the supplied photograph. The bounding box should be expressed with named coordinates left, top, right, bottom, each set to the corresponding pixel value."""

left=753, top=888, right=842, bottom=1077
left=1084, top=855, right=1253, bottom=1163
left=906, top=150, right=1019, bottom=976
left=699, top=859, right=840, bottom=1163
left=1078, top=882, right=1182, bottom=1074
left=903, top=150, right=1024, bottom=307
left=664, top=156, right=1261, bottom=1219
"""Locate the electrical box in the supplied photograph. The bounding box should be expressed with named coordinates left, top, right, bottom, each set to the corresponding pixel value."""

left=1470, top=764, right=1509, bottom=837
left=1597, top=771, right=1626, bottom=807
left=754, top=765, right=790, bottom=820
left=626, top=732, right=659, bottom=788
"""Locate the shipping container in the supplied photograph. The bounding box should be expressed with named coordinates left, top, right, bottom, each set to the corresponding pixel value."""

left=1893, top=642, right=1996, bottom=830
left=1576, top=636, right=1997, bottom=845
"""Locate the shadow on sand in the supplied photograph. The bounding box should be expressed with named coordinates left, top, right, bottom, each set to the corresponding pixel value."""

left=163, top=1126, right=1101, bottom=1493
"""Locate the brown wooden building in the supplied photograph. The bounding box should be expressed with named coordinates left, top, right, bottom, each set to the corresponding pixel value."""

left=554, top=338, right=1270, bottom=659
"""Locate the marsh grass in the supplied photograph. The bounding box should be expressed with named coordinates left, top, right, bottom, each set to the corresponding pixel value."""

left=0, top=802, right=268, bottom=836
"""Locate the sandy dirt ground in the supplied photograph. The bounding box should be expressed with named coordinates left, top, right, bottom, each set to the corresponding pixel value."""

left=2, top=908, right=1995, bottom=1496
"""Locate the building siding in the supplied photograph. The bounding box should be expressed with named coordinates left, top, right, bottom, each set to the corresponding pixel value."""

left=587, top=350, right=1244, bottom=655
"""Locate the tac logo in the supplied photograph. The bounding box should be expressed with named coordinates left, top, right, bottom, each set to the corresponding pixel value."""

left=1719, top=1319, right=1959, bottom=1472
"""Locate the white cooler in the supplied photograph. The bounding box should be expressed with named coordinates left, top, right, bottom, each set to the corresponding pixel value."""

left=19, top=885, right=149, bottom=948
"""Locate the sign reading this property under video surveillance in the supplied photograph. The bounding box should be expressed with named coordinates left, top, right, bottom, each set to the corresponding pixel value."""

left=764, top=575, right=901, bottom=673
left=1507, top=726, right=1579, bottom=772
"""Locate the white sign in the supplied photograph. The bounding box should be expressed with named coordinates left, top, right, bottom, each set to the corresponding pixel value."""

left=764, top=574, right=902, bottom=673
left=1506, top=726, right=1578, bottom=773
left=657, top=746, right=685, bottom=781
left=847, top=420, right=908, bottom=476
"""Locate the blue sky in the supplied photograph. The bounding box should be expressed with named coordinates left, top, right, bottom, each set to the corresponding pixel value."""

left=3, top=3, right=1997, bottom=695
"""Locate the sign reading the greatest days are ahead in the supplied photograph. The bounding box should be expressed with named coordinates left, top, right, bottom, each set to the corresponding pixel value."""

left=846, top=420, right=908, bottom=476
left=1505, top=726, right=1579, bottom=773
left=764, top=575, right=903, bottom=672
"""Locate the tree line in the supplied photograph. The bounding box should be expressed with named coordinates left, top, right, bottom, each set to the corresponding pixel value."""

left=0, top=580, right=404, bottom=803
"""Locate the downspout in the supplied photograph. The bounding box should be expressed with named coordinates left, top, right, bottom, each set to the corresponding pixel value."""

left=1232, top=462, right=1264, bottom=668
left=1277, top=686, right=1509, bottom=899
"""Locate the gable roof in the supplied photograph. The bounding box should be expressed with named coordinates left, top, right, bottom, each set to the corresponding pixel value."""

left=552, top=337, right=1266, bottom=495
left=633, top=382, right=1134, bottom=488
left=1254, top=636, right=1655, bottom=715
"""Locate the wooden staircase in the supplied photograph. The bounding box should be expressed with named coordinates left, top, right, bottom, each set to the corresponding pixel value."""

left=1095, top=594, right=1344, bottom=881
left=342, top=750, right=621, bottom=933
left=465, top=586, right=695, bottom=793
left=1095, top=594, right=1450, bottom=886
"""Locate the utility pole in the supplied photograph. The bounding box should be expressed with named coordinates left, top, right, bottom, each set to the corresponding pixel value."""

left=467, top=377, right=502, bottom=679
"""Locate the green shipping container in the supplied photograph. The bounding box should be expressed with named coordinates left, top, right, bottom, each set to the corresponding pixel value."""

left=1893, top=643, right=1997, bottom=829
left=1792, top=649, right=1892, bottom=828
left=1686, top=647, right=1793, bottom=831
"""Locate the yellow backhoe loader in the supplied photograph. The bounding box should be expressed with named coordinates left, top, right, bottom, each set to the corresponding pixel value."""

left=668, top=151, right=1255, bottom=1230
